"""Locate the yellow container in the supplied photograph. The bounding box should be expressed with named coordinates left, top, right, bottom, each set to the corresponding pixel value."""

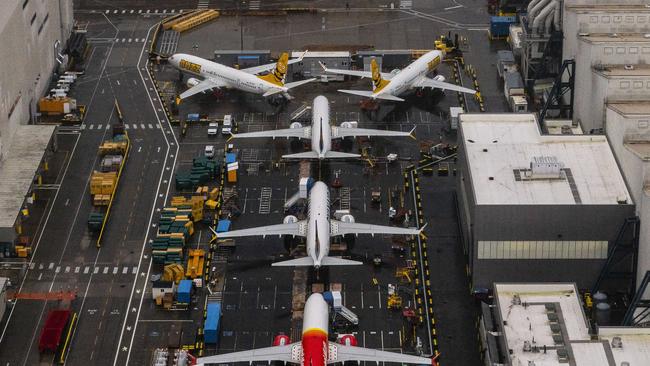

left=209, top=188, right=219, bottom=200
left=204, top=199, right=217, bottom=210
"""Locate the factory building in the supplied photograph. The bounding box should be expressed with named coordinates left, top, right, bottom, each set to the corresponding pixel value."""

left=0, top=0, right=73, bottom=160
left=573, top=33, right=650, bottom=133
left=481, top=283, right=650, bottom=365
left=290, top=51, right=351, bottom=82
left=456, top=113, right=634, bottom=290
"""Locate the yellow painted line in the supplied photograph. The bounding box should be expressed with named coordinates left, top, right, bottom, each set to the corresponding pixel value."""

left=59, top=312, right=78, bottom=363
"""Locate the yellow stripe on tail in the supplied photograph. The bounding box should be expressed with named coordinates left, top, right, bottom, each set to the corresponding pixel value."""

left=257, top=52, right=289, bottom=86
left=371, top=58, right=390, bottom=93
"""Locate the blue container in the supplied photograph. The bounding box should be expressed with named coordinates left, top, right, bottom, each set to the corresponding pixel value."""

left=322, top=291, right=333, bottom=305
left=216, top=219, right=231, bottom=233
left=187, top=113, right=200, bottom=122
left=177, top=280, right=192, bottom=303
left=490, top=16, right=516, bottom=37
left=204, top=302, right=221, bottom=344
left=225, top=153, right=237, bottom=164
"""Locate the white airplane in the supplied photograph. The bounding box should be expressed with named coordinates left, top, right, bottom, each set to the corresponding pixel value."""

left=168, top=51, right=315, bottom=103
left=229, top=95, right=415, bottom=159
left=194, top=293, right=438, bottom=366
left=320, top=49, right=476, bottom=101
left=209, top=181, right=423, bottom=268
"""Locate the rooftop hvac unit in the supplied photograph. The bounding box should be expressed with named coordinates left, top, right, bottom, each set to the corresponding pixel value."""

left=529, top=156, right=563, bottom=179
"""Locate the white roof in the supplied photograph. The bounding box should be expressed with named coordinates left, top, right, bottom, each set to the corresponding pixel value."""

left=494, top=283, right=650, bottom=366
left=0, top=125, right=56, bottom=227
left=460, top=113, right=630, bottom=205
left=291, top=51, right=350, bottom=58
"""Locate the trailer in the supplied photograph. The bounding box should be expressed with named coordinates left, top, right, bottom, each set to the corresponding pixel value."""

left=38, top=309, right=72, bottom=353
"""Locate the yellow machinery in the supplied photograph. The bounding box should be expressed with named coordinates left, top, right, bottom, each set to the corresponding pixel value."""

left=395, top=267, right=413, bottom=283
left=388, top=294, right=403, bottom=309
left=186, top=249, right=206, bottom=279
left=434, top=35, right=456, bottom=53
left=162, top=263, right=184, bottom=284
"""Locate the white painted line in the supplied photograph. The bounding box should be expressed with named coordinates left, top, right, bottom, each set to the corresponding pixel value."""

left=122, top=267, right=128, bottom=274
left=128, top=38, right=132, bottom=42
left=39, top=264, right=44, bottom=270
left=116, top=80, right=121, bottom=86
left=89, top=124, right=95, bottom=130
left=55, top=266, right=61, bottom=273
left=48, top=263, right=54, bottom=270
left=29, top=263, right=35, bottom=270
left=122, top=10, right=126, bottom=14
left=140, top=124, right=145, bottom=129
left=97, top=124, right=103, bottom=130
left=84, top=266, right=90, bottom=274
left=148, top=124, right=153, bottom=129
left=114, top=10, right=118, bottom=14
left=106, top=10, right=110, bottom=14
left=94, top=267, right=100, bottom=274
left=103, top=267, right=109, bottom=274
left=122, top=38, right=126, bottom=43
left=444, top=5, right=463, bottom=10
left=75, top=266, right=80, bottom=273
left=132, top=266, right=138, bottom=274
left=113, top=267, right=119, bottom=274
left=106, top=124, right=110, bottom=130
left=80, top=124, right=86, bottom=130
left=138, top=10, right=142, bottom=14
left=65, top=266, right=70, bottom=273
left=132, top=124, right=138, bottom=129
left=125, top=124, right=130, bottom=129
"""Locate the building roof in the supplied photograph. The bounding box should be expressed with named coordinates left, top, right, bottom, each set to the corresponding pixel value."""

left=594, top=64, right=650, bottom=77
left=493, top=283, right=650, bottom=366
left=579, top=33, right=650, bottom=43
left=0, top=125, right=55, bottom=228
left=566, top=4, right=650, bottom=13
left=608, top=101, right=650, bottom=116
left=459, top=113, right=630, bottom=205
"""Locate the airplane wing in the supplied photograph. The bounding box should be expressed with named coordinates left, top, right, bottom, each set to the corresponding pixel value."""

left=210, top=221, right=308, bottom=239
left=319, top=62, right=393, bottom=80
left=179, top=78, right=226, bottom=100
left=196, top=343, right=302, bottom=365
left=231, top=126, right=311, bottom=140
left=415, top=76, right=476, bottom=94
left=328, top=343, right=435, bottom=365
left=331, top=125, right=415, bottom=139
left=242, top=51, right=307, bottom=75
left=330, top=220, right=423, bottom=237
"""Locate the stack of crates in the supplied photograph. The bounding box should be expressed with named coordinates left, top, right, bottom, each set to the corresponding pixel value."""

left=152, top=208, right=195, bottom=264
left=90, top=171, right=117, bottom=206
left=100, top=155, right=123, bottom=172
left=152, top=235, right=185, bottom=264
left=175, top=156, right=220, bottom=190
left=170, top=195, right=205, bottom=223
left=98, top=140, right=127, bottom=156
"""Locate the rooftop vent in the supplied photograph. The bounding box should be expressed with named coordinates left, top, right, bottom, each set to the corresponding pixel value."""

left=578, top=32, right=589, bottom=37
left=512, top=294, right=522, bottom=305
left=557, top=347, right=569, bottom=363
left=528, top=156, right=564, bottom=179
left=523, top=340, right=532, bottom=352
left=611, top=336, right=623, bottom=348
left=624, top=65, right=635, bottom=70
left=610, top=33, right=619, bottom=38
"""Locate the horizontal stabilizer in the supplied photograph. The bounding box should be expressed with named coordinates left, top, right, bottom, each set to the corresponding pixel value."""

left=324, top=151, right=361, bottom=159
left=338, top=89, right=404, bottom=102
left=272, top=257, right=314, bottom=266
left=285, top=78, right=316, bottom=89
left=282, top=151, right=319, bottom=159
left=320, top=257, right=363, bottom=266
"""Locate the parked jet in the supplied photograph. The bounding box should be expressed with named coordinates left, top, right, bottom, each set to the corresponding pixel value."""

left=320, top=49, right=476, bottom=101
left=209, top=181, right=423, bottom=268
left=168, top=51, right=315, bottom=103
left=194, top=293, right=437, bottom=366
left=229, top=95, right=415, bottom=159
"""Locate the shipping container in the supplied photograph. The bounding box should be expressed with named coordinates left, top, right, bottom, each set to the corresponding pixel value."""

left=225, top=153, right=237, bottom=164
left=177, top=280, right=192, bottom=303
left=217, top=220, right=231, bottom=233
left=204, top=302, right=221, bottom=344
left=490, top=16, right=516, bottom=38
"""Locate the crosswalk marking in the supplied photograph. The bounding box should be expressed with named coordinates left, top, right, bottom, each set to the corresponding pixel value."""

left=39, top=264, right=44, bottom=270
left=65, top=266, right=70, bottom=273
left=49, top=262, right=54, bottom=270
left=106, top=124, right=110, bottom=130
left=29, top=263, right=35, bottom=269
left=156, top=124, right=161, bottom=129
left=55, top=266, right=61, bottom=273
left=148, top=124, right=153, bottom=129
left=132, top=124, right=138, bottom=129
left=75, top=266, right=80, bottom=273
left=122, top=267, right=129, bottom=274
left=84, top=266, right=90, bottom=274
left=103, top=266, right=109, bottom=274
left=80, top=124, right=86, bottom=130
left=141, top=123, right=145, bottom=129
left=89, top=124, right=95, bottom=130
left=97, top=124, right=103, bottom=130
left=94, top=267, right=100, bottom=274
left=198, top=0, right=210, bottom=9
left=113, top=267, right=119, bottom=274
left=132, top=266, right=138, bottom=274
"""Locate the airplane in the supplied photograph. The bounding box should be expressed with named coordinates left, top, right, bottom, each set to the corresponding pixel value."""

left=319, top=49, right=476, bottom=101
left=194, top=292, right=438, bottom=366
left=209, top=181, right=423, bottom=268
left=168, top=51, right=315, bottom=103
left=229, top=95, right=416, bottom=159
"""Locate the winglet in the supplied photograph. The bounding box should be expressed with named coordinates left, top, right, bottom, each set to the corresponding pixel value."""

left=319, top=61, right=328, bottom=72
left=419, top=223, right=428, bottom=239
left=409, top=125, right=417, bottom=140
left=296, top=50, right=308, bottom=62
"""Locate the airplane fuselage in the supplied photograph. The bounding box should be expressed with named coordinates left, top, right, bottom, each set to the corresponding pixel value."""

left=306, top=182, right=331, bottom=268
left=375, top=50, right=442, bottom=97
left=170, top=53, right=283, bottom=95
left=301, top=293, right=330, bottom=366
left=310, top=96, right=332, bottom=159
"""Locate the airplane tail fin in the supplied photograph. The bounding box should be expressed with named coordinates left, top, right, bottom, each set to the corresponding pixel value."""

left=338, top=89, right=405, bottom=102
left=370, top=58, right=390, bottom=92
left=257, top=52, right=289, bottom=86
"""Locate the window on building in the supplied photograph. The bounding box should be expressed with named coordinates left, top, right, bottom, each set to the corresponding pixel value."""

left=626, top=16, right=634, bottom=23
left=602, top=16, right=611, bottom=23
left=30, top=13, right=36, bottom=25
left=604, top=47, right=614, bottom=55
left=22, top=0, right=29, bottom=9
left=616, top=47, right=626, bottom=54
left=614, top=16, right=622, bottom=23
left=643, top=47, right=650, bottom=54
left=638, top=16, right=647, bottom=23
left=638, top=120, right=649, bottom=129
left=630, top=47, right=639, bottom=54
left=621, top=81, right=630, bottom=89
left=477, top=240, right=608, bottom=259
left=634, top=81, right=644, bottom=89
left=590, top=16, right=598, bottom=23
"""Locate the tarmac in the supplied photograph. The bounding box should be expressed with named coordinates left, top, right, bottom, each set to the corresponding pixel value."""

left=0, top=1, right=510, bottom=365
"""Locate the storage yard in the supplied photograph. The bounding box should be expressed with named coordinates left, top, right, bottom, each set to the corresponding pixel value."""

left=2, top=0, right=650, bottom=366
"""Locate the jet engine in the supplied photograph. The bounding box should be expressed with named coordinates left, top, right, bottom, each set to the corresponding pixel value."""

left=283, top=215, right=299, bottom=224
left=273, top=334, right=291, bottom=346
left=339, top=334, right=358, bottom=346
left=186, top=77, right=200, bottom=88
left=340, top=214, right=355, bottom=223
left=433, top=75, right=446, bottom=82
left=290, top=122, right=303, bottom=129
